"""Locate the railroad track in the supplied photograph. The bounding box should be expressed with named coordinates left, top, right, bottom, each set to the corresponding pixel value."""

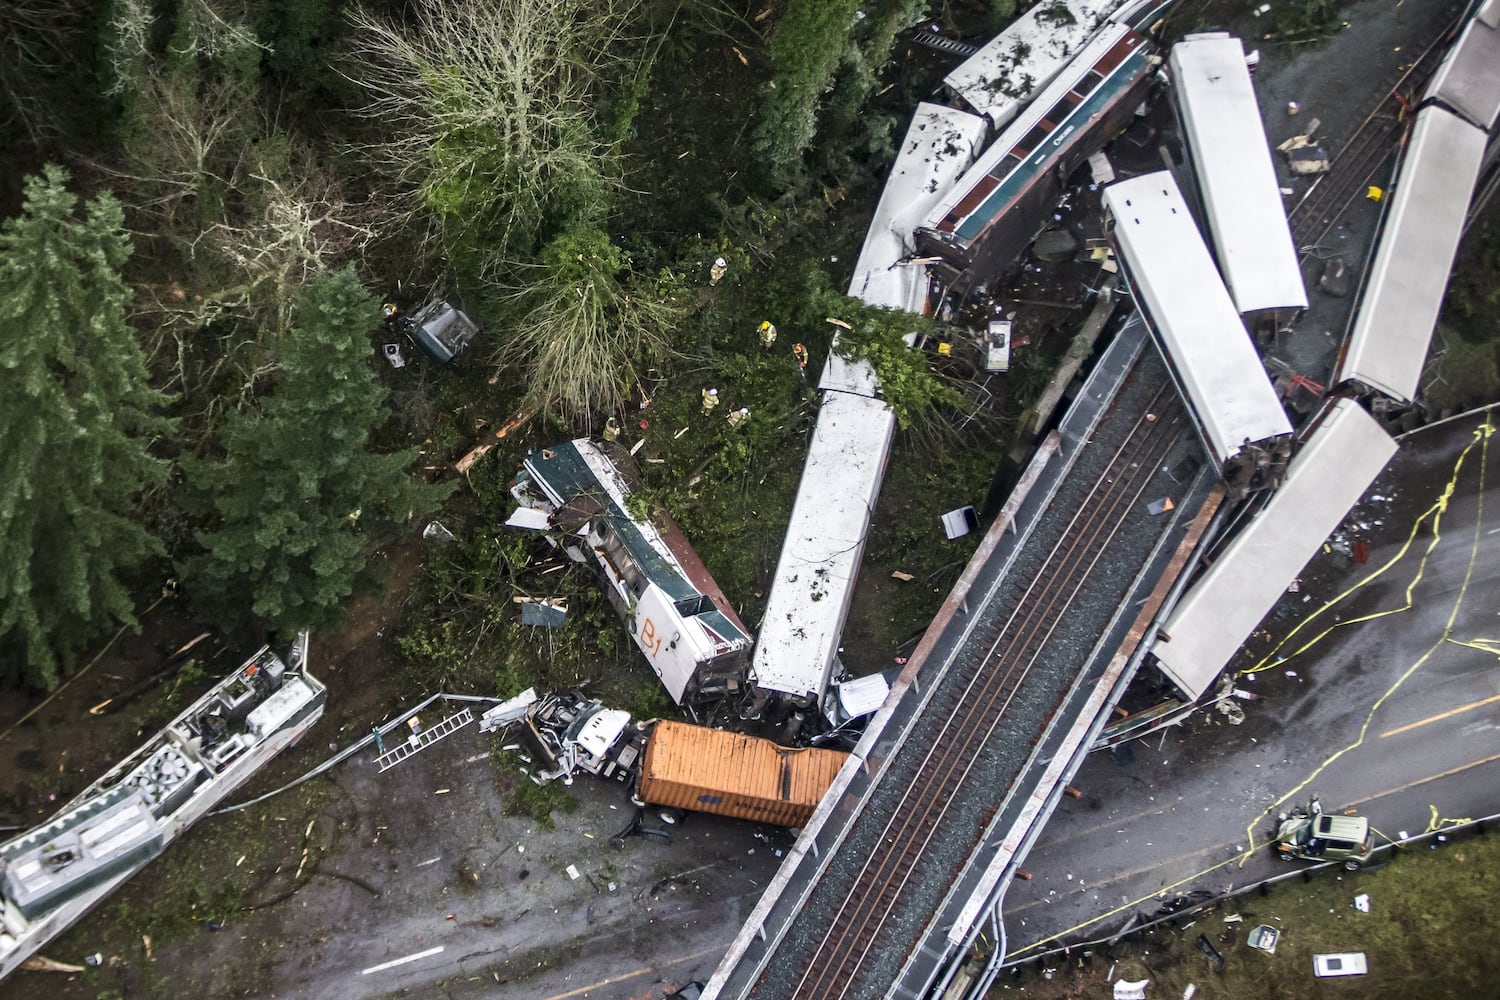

left=787, top=379, right=1186, bottom=999
left=1289, top=10, right=1464, bottom=250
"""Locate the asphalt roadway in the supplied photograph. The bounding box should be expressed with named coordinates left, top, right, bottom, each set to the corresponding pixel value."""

left=267, top=739, right=781, bottom=1000
left=34, top=721, right=788, bottom=1000
left=1001, top=407, right=1500, bottom=961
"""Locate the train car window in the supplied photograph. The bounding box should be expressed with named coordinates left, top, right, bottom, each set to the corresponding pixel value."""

left=675, top=595, right=714, bottom=617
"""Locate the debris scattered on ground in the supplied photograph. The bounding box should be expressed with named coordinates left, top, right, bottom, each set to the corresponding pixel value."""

left=1312, top=952, right=1368, bottom=978
left=21, top=955, right=86, bottom=973
left=1318, top=258, right=1350, bottom=297
left=941, top=505, right=979, bottom=540
left=1114, top=977, right=1149, bottom=999
left=517, top=599, right=568, bottom=627
left=1280, top=138, right=1330, bottom=174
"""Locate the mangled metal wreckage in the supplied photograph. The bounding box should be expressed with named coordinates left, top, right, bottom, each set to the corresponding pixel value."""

left=515, top=691, right=848, bottom=830
left=506, top=439, right=753, bottom=707
left=0, top=634, right=325, bottom=983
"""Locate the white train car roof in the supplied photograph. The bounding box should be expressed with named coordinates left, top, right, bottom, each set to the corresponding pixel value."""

left=817, top=345, right=883, bottom=398
left=1170, top=33, right=1307, bottom=314
left=1338, top=107, right=1487, bottom=404
left=751, top=391, right=896, bottom=701
left=944, top=0, right=1129, bottom=128
left=845, top=102, right=987, bottom=315
left=925, top=22, right=1149, bottom=246
left=1424, top=0, right=1500, bottom=131
left=1154, top=400, right=1397, bottom=700
left=1103, top=171, right=1291, bottom=462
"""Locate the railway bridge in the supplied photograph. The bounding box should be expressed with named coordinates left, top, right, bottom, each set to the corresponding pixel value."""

left=701, top=4, right=1487, bottom=997
left=704, top=318, right=1222, bottom=1000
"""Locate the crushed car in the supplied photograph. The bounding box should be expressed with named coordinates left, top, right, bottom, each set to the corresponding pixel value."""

left=1274, top=796, right=1374, bottom=870
left=383, top=297, right=481, bottom=363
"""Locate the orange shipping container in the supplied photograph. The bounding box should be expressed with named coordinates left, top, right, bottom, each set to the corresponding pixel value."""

left=636, top=721, right=849, bottom=827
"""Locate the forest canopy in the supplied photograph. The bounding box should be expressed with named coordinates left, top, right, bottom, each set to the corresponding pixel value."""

left=0, top=0, right=984, bottom=690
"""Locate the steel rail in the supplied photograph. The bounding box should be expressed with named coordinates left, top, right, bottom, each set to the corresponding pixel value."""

left=1290, top=10, right=1463, bottom=250
left=790, top=379, right=1185, bottom=999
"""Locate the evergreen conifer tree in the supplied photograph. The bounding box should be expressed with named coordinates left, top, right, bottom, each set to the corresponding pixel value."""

left=183, top=268, right=450, bottom=631
left=0, top=166, right=174, bottom=689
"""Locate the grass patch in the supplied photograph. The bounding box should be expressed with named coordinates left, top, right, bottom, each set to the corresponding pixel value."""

left=999, top=831, right=1500, bottom=998
left=502, top=774, right=580, bottom=831
left=1425, top=328, right=1500, bottom=415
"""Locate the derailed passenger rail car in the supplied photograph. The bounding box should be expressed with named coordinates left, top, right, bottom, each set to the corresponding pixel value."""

left=917, top=23, right=1158, bottom=289
left=1103, top=171, right=1293, bottom=497
left=1334, top=106, right=1488, bottom=406
left=1423, top=0, right=1500, bottom=133
left=1152, top=399, right=1397, bottom=701
left=508, top=440, right=753, bottom=707
left=944, top=0, right=1132, bottom=128
left=1169, top=32, right=1307, bottom=323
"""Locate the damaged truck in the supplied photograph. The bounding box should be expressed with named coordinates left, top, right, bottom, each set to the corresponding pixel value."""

left=518, top=692, right=848, bottom=829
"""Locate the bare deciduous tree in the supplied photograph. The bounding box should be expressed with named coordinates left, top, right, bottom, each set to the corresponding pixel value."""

left=107, top=66, right=373, bottom=425
left=343, top=0, right=651, bottom=274
left=1, top=0, right=87, bottom=142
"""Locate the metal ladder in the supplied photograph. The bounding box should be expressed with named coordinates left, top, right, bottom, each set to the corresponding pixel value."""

left=376, top=708, right=475, bottom=772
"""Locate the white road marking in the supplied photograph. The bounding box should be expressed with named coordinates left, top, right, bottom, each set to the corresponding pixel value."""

left=360, top=945, right=445, bottom=975
left=466, top=752, right=489, bottom=763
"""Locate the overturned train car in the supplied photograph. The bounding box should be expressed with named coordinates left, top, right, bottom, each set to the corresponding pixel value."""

left=508, top=439, right=753, bottom=707
left=917, top=22, right=1159, bottom=295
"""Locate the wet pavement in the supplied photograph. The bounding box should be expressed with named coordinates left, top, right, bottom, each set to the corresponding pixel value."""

left=1003, top=407, right=1500, bottom=959
left=7, top=719, right=788, bottom=1000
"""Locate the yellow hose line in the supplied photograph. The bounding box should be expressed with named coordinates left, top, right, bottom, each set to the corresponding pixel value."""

left=1445, top=636, right=1500, bottom=659
left=1240, top=413, right=1494, bottom=676
left=1424, top=803, right=1474, bottom=833
left=1238, top=414, right=1491, bottom=863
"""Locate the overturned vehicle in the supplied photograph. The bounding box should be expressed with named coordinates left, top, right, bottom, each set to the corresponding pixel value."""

left=507, top=439, right=754, bottom=707
left=516, top=692, right=848, bottom=829
left=384, top=298, right=480, bottom=363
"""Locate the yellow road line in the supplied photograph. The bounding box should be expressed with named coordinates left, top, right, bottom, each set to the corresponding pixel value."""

left=1379, top=694, right=1500, bottom=738
left=1006, top=751, right=1500, bottom=959
left=1344, top=751, right=1500, bottom=806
